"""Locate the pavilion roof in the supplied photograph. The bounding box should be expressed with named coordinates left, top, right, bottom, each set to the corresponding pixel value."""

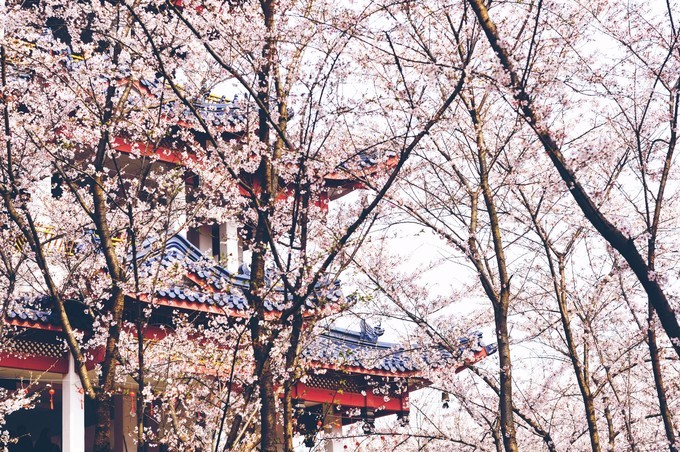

left=304, top=322, right=496, bottom=376
left=137, top=234, right=343, bottom=314
left=5, top=238, right=495, bottom=377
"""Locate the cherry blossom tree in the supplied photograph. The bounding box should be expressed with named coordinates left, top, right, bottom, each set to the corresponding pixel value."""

left=466, top=0, right=680, bottom=361
left=121, top=2, right=472, bottom=450
left=352, top=2, right=680, bottom=451
left=1, top=0, right=467, bottom=450
left=3, top=0, right=680, bottom=450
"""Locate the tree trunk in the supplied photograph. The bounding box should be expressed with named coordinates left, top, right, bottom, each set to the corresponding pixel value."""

left=91, top=170, right=126, bottom=451
left=282, top=311, right=304, bottom=451
left=470, top=366, right=556, bottom=451
left=491, top=417, right=503, bottom=452
left=556, top=258, right=600, bottom=452
left=470, top=95, right=518, bottom=452
left=647, top=304, right=678, bottom=452
left=282, top=386, right=294, bottom=452
left=94, top=394, right=113, bottom=452
left=247, top=0, right=281, bottom=447
left=494, top=302, right=519, bottom=452
left=256, top=349, right=279, bottom=452
left=521, top=191, right=602, bottom=452
left=604, top=398, right=615, bottom=451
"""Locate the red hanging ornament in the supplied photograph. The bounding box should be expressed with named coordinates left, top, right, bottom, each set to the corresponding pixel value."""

left=48, top=388, right=55, bottom=410
left=130, top=391, right=136, bottom=415
left=77, top=388, right=84, bottom=409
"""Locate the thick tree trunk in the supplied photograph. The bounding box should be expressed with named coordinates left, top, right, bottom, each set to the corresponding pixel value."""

left=647, top=304, right=678, bottom=452
left=250, top=218, right=279, bottom=451
left=603, top=398, right=615, bottom=451
left=94, top=394, right=113, bottom=452
left=248, top=2, right=285, bottom=449
left=91, top=273, right=125, bottom=451
left=89, top=34, right=126, bottom=448
left=494, top=303, right=519, bottom=452
left=257, top=352, right=279, bottom=452
left=91, top=168, right=126, bottom=451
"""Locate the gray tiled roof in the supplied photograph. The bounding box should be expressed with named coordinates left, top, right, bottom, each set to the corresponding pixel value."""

left=7, top=303, right=54, bottom=325
left=138, top=234, right=343, bottom=312
left=6, top=237, right=495, bottom=374
left=6, top=296, right=93, bottom=330
left=303, top=326, right=496, bottom=374
left=8, top=235, right=342, bottom=322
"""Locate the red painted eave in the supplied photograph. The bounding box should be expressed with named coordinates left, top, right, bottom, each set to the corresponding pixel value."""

left=293, top=382, right=409, bottom=413
left=6, top=318, right=62, bottom=332
left=455, top=348, right=491, bottom=373
left=112, top=137, right=198, bottom=165
left=112, top=136, right=393, bottom=196
left=0, top=352, right=68, bottom=374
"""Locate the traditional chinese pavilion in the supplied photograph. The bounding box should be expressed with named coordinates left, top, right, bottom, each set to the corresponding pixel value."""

left=1, top=232, right=495, bottom=450
left=1, top=24, right=496, bottom=451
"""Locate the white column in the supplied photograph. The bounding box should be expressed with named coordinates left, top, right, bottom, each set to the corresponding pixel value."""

left=62, top=355, right=85, bottom=452
left=175, top=181, right=188, bottom=239
left=220, top=222, right=241, bottom=273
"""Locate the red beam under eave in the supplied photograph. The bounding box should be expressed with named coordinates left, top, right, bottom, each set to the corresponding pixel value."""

left=237, top=181, right=331, bottom=209
left=113, top=136, right=377, bottom=200
left=293, top=382, right=408, bottom=413
left=0, top=352, right=68, bottom=374
left=5, top=318, right=170, bottom=342
left=6, top=318, right=62, bottom=332
left=112, top=137, right=199, bottom=165
left=325, top=155, right=400, bottom=182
